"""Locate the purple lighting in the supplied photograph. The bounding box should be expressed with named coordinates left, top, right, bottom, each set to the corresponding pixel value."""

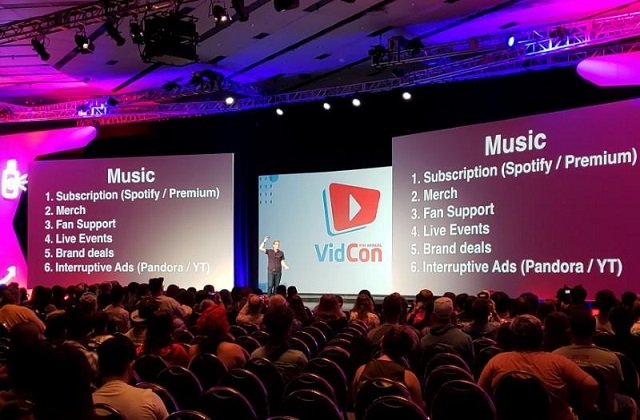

left=0, top=127, right=97, bottom=288
left=577, top=52, right=640, bottom=86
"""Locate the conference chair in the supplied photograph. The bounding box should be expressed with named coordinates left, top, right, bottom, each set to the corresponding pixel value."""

left=493, top=370, right=551, bottom=420
left=293, top=330, right=319, bottom=356
left=354, top=378, right=411, bottom=420
left=615, top=352, right=639, bottom=399
left=236, top=335, right=262, bottom=354
left=282, top=389, right=342, bottom=420
left=288, top=337, right=311, bottom=360
left=219, top=368, right=269, bottom=420
left=157, top=366, right=204, bottom=410
left=284, top=372, right=338, bottom=405
left=424, top=352, right=471, bottom=379
left=229, top=325, right=249, bottom=339
left=430, top=379, right=496, bottom=420
left=305, top=357, right=348, bottom=410
left=244, top=357, right=285, bottom=413
left=136, top=382, right=179, bottom=414
left=94, top=402, right=125, bottom=420
left=423, top=365, right=474, bottom=411
left=303, top=326, right=327, bottom=349
left=363, top=395, right=427, bottom=420
left=188, top=352, right=228, bottom=391
left=164, top=410, right=211, bottom=420
left=198, top=386, right=257, bottom=420
left=251, top=330, right=270, bottom=346
left=132, top=353, right=169, bottom=383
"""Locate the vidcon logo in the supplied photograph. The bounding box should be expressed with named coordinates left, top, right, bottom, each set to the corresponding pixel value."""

left=322, top=183, right=380, bottom=236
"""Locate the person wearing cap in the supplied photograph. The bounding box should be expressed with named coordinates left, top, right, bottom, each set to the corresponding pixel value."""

left=148, top=277, right=187, bottom=329
left=125, top=297, right=158, bottom=346
left=419, top=297, right=474, bottom=366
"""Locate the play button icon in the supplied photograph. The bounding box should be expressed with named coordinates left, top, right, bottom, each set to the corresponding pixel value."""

left=323, top=183, right=380, bottom=235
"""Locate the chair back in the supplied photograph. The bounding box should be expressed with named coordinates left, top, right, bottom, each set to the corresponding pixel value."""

left=157, top=365, right=204, bottom=410
left=326, top=337, right=352, bottom=351
left=305, top=357, right=348, bottom=409
left=311, top=321, right=334, bottom=340
left=303, top=326, right=327, bottom=348
left=493, top=370, right=551, bottom=420
left=474, top=346, right=502, bottom=379
left=473, top=337, right=498, bottom=354
left=578, top=363, right=617, bottom=418
left=288, top=337, right=311, bottom=360
left=0, top=399, right=35, bottom=420
left=363, top=395, right=427, bottom=420
left=175, top=329, right=195, bottom=344
left=294, top=330, right=319, bottom=356
left=219, top=368, right=269, bottom=419
left=136, top=381, right=179, bottom=414
left=198, top=386, right=257, bottom=420
left=94, top=403, right=125, bottom=420
left=355, top=378, right=410, bottom=420
left=424, top=353, right=471, bottom=378
left=285, top=373, right=337, bottom=405
left=430, top=379, right=496, bottom=420
left=132, top=353, right=168, bottom=383
left=165, top=410, right=211, bottom=420
left=188, top=352, right=228, bottom=391
left=282, top=389, right=342, bottom=420
left=251, top=330, right=270, bottom=346
left=239, top=323, right=259, bottom=334
left=245, top=357, right=285, bottom=412
left=615, top=351, right=639, bottom=398
left=317, top=345, right=352, bottom=376
left=236, top=335, right=262, bottom=354
left=229, top=325, right=248, bottom=339
left=423, top=365, right=474, bottom=410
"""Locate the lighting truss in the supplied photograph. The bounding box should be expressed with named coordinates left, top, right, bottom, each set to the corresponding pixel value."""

left=0, top=0, right=186, bottom=45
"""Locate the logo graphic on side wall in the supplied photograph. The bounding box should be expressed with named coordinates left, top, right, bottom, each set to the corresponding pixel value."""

left=323, top=183, right=380, bottom=236
left=1, top=160, right=28, bottom=200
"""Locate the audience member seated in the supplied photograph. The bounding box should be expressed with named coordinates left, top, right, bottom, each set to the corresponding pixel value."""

left=189, top=303, right=246, bottom=369
left=478, top=314, right=598, bottom=420
left=595, top=305, right=640, bottom=378
left=313, top=294, right=347, bottom=331
left=137, top=311, right=189, bottom=367
left=149, top=277, right=187, bottom=330
left=289, top=295, right=312, bottom=327
left=104, top=283, right=130, bottom=333
left=64, top=309, right=99, bottom=376
left=554, top=308, right=637, bottom=420
left=542, top=311, right=572, bottom=351
left=406, top=289, right=433, bottom=331
left=349, top=293, right=380, bottom=331
left=594, top=289, right=618, bottom=334
left=462, top=298, right=500, bottom=340
left=125, top=297, right=158, bottom=347
left=93, top=335, right=169, bottom=420
left=251, top=304, right=307, bottom=382
left=236, top=294, right=265, bottom=327
left=368, top=293, right=417, bottom=348
left=0, top=285, right=45, bottom=333
left=352, top=325, right=424, bottom=409
left=420, top=297, right=474, bottom=366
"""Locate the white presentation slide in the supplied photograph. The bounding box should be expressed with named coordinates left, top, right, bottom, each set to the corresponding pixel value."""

left=28, top=153, right=234, bottom=290
left=259, top=167, right=392, bottom=295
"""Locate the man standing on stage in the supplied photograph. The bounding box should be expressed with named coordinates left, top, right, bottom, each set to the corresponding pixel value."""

left=260, top=236, right=289, bottom=295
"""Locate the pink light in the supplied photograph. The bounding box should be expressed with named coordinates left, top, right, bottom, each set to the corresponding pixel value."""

left=577, top=52, right=640, bottom=86
left=0, top=127, right=97, bottom=288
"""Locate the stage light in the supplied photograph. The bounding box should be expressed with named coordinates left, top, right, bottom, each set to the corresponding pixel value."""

left=274, top=0, right=299, bottom=12
left=352, top=98, right=361, bottom=107
left=323, top=102, right=331, bottom=110
left=225, top=96, right=235, bottom=105
left=105, top=21, right=126, bottom=46
left=130, top=20, right=145, bottom=45
left=402, top=91, right=412, bottom=100
left=231, top=0, right=249, bottom=21
left=276, top=108, right=284, bottom=116
left=76, top=104, right=90, bottom=117
left=74, top=27, right=94, bottom=54
left=507, top=35, right=516, bottom=47
left=31, top=38, right=50, bottom=61
left=212, top=4, right=230, bottom=26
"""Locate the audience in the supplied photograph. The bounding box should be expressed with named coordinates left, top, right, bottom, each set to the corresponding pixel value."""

left=138, top=310, right=189, bottom=367
left=349, top=293, right=380, bottom=330
left=421, top=297, right=474, bottom=366
left=190, top=303, right=246, bottom=369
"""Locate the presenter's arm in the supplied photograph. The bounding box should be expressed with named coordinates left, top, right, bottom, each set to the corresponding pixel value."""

left=282, top=259, right=289, bottom=270
left=259, top=236, right=268, bottom=252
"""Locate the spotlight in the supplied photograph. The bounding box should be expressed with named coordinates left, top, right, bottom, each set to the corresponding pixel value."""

left=31, top=38, right=50, bottom=61
left=105, top=21, right=126, bottom=46
left=212, top=4, right=231, bottom=26
left=323, top=102, right=331, bottom=110
left=76, top=104, right=90, bottom=117
left=402, top=91, right=412, bottom=100
left=276, top=108, right=284, bottom=116
left=352, top=98, right=361, bottom=107
left=130, top=20, right=145, bottom=45
left=231, top=0, right=249, bottom=21
left=274, top=0, right=299, bottom=12
left=507, top=35, right=516, bottom=47
left=225, top=96, right=235, bottom=105
left=74, top=27, right=95, bottom=54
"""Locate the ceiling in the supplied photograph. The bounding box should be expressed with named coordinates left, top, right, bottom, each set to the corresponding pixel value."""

left=1, top=0, right=640, bottom=122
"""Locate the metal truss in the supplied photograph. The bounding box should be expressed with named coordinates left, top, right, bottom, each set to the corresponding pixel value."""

left=0, top=0, right=182, bottom=45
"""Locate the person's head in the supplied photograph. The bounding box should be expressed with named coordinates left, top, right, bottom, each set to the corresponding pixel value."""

left=519, top=292, right=539, bottom=314
left=491, top=291, right=511, bottom=315
left=219, top=289, right=232, bottom=306
left=416, top=289, right=434, bottom=304
left=166, top=284, right=180, bottom=298
left=352, top=293, right=374, bottom=317
left=568, top=308, right=596, bottom=342
left=287, top=286, right=298, bottom=299
left=276, top=285, right=287, bottom=297
left=315, top=294, right=343, bottom=320
left=110, top=283, right=124, bottom=306
left=432, top=297, right=454, bottom=325
left=97, top=335, right=137, bottom=379
left=130, top=297, right=159, bottom=327
left=622, top=291, right=638, bottom=309
left=272, top=240, right=280, bottom=251
left=197, top=303, right=230, bottom=343
left=609, top=305, right=634, bottom=336
left=144, top=310, right=174, bottom=351
left=288, top=295, right=309, bottom=323
left=536, top=299, right=557, bottom=322
left=510, top=314, right=543, bottom=351
left=381, top=325, right=414, bottom=362
left=148, top=277, right=164, bottom=296
left=381, top=293, right=407, bottom=324
left=543, top=311, right=571, bottom=351
left=571, top=284, right=588, bottom=305
left=263, top=304, right=294, bottom=341
left=471, top=298, right=491, bottom=325
left=269, top=294, right=287, bottom=309
left=247, top=294, right=264, bottom=314
left=594, top=289, right=618, bottom=317
left=92, top=310, right=111, bottom=335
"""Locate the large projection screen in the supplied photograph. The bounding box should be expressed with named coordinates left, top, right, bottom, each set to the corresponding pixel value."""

left=28, top=153, right=234, bottom=290
left=393, top=99, right=640, bottom=298
left=259, top=167, right=392, bottom=295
